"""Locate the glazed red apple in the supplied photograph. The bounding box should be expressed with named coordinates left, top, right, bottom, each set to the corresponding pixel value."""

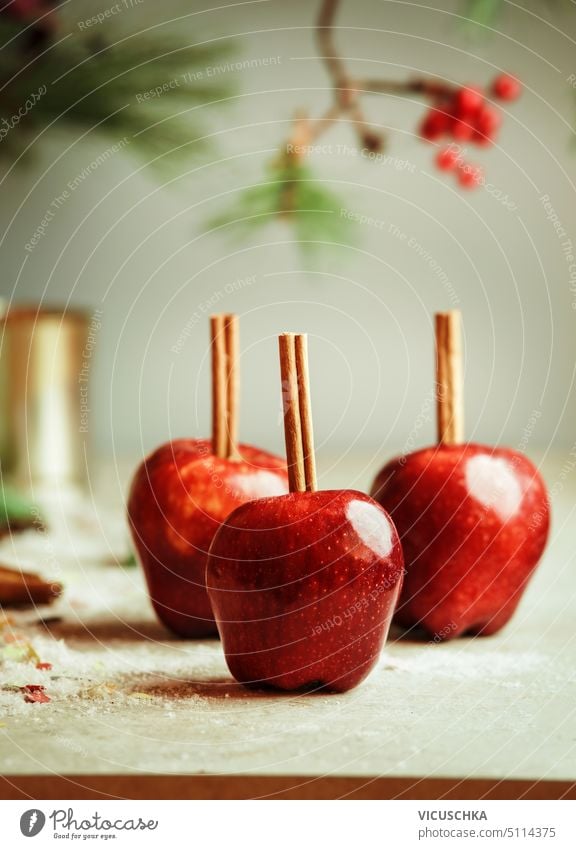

left=371, top=444, right=549, bottom=638
left=207, top=489, right=404, bottom=692
left=206, top=333, right=404, bottom=692
left=371, top=310, right=550, bottom=639
left=127, top=313, right=288, bottom=637
left=128, top=438, right=288, bottom=637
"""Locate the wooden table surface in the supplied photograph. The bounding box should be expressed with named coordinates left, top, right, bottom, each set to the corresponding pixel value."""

left=1, top=453, right=575, bottom=799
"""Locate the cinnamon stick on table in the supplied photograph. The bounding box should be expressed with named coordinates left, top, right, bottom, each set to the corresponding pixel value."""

left=0, top=564, right=62, bottom=608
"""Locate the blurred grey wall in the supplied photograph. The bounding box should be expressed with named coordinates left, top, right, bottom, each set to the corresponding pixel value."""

left=1, top=0, right=575, bottom=472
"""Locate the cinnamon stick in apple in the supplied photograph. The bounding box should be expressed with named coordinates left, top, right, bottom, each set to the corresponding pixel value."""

left=224, top=313, right=239, bottom=459
left=294, top=334, right=317, bottom=492
left=435, top=310, right=464, bottom=445
left=211, top=313, right=239, bottom=460
left=279, top=333, right=317, bottom=493
left=0, top=563, right=62, bottom=607
left=211, top=314, right=227, bottom=459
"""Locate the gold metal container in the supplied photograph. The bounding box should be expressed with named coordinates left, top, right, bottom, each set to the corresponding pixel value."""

left=0, top=306, right=92, bottom=491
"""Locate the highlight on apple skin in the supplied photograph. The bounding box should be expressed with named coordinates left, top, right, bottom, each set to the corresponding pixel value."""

left=370, top=310, right=551, bottom=640
left=371, top=443, right=550, bottom=639
left=128, top=438, right=288, bottom=638
left=128, top=314, right=289, bottom=638
left=206, top=489, right=405, bottom=692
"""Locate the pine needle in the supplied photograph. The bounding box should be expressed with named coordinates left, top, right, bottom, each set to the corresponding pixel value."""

left=0, top=485, right=39, bottom=534
left=0, top=20, right=234, bottom=171
left=207, top=162, right=354, bottom=258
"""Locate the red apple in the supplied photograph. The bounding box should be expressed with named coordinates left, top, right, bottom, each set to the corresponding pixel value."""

left=371, top=443, right=550, bottom=639
left=206, top=489, right=404, bottom=692
left=128, top=438, right=288, bottom=637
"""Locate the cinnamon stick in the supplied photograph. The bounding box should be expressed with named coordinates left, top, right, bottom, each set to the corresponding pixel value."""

left=224, top=313, right=239, bottom=459
left=295, top=334, right=317, bottom=492
left=211, top=313, right=239, bottom=460
left=0, top=563, right=62, bottom=607
left=435, top=310, right=464, bottom=445
left=279, top=333, right=317, bottom=493
left=211, top=314, right=228, bottom=459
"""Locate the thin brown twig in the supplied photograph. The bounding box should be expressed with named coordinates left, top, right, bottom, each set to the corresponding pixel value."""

left=273, top=0, right=460, bottom=217
left=283, top=0, right=457, bottom=161
left=357, top=78, right=454, bottom=98
left=317, top=0, right=349, bottom=105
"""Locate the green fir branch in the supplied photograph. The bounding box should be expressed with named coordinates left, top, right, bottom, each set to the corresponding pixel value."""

left=0, top=484, right=39, bottom=533
left=207, top=162, right=354, bottom=258
left=462, top=0, right=504, bottom=27
left=0, top=20, right=234, bottom=171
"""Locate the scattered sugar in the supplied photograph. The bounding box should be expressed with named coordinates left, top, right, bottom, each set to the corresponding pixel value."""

left=0, top=502, right=573, bottom=783
left=382, top=646, right=550, bottom=683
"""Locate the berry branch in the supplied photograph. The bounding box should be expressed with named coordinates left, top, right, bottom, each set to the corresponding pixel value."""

left=211, top=0, right=523, bottom=254
left=283, top=0, right=522, bottom=186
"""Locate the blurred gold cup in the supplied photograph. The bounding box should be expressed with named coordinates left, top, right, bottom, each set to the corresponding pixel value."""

left=0, top=305, right=93, bottom=491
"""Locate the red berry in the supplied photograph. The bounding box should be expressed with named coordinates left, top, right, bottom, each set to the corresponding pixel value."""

left=451, top=119, right=474, bottom=141
left=492, top=74, right=522, bottom=101
left=472, top=130, right=494, bottom=147
left=420, top=119, right=439, bottom=141
left=420, top=107, right=449, bottom=140
left=455, top=86, right=484, bottom=115
left=436, top=147, right=460, bottom=170
left=1, top=0, right=53, bottom=20
left=457, top=163, right=483, bottom=189
left=475, top=105, right=501, bottom=140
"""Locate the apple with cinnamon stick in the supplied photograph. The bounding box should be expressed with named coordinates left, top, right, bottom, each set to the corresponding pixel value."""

left=371, top=310, right=550, bottom=639
left=127, top=314, right=288, bottom=637
left=207, top=333, right=404, bottom=691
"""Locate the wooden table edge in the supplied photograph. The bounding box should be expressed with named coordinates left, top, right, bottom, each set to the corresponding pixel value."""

left=1, top=775, right=575, bottom=800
